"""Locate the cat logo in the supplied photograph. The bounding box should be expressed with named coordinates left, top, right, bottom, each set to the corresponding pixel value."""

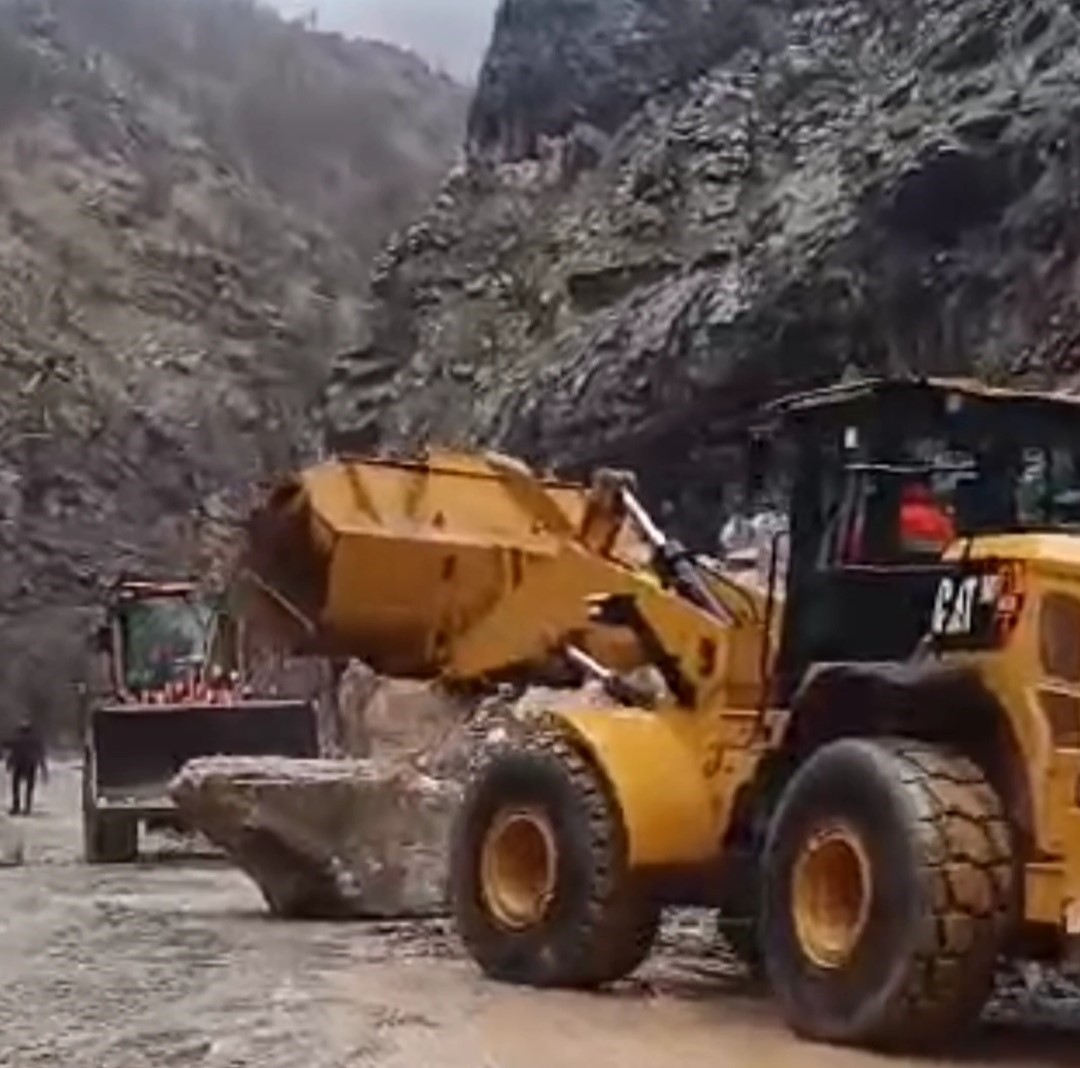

left=929, top=563, right=1023, bottom=645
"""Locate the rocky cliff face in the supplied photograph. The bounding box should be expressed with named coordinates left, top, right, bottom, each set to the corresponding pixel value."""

left=0, top=0, right=466, bottom=733
left=329, top=0, right=1080, bottom=535
left=467, top=0, right=754, bottom=159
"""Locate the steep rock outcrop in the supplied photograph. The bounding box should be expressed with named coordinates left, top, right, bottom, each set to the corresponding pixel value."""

left=468, top=0, right=757, bottom=159
left=329, top=0, right=1080, bottom=538
left=0, top=0, right=466, bottom=734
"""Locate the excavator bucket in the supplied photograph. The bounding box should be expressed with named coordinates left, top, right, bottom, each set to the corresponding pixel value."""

left=238, top=450, right=655, bottom=680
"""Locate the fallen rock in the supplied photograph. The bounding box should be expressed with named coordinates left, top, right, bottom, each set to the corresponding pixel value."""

left=169, top=681, right=648, bottom=920
left=335, top=660, right=382, bottom=757
left=169, top=757, right=461, bottom=919
left=334, top=665, right=621, bottom=776
left=0, top=813, right=25, bottom=867
left=989, top=961, right=1080, bottom=1028
left=417, top=679, right=624, bottom=779
left=337, top=667, right=472, bottom=763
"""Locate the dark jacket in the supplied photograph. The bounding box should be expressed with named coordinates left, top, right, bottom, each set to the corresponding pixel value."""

left=3, top=724, right=45, bottom=774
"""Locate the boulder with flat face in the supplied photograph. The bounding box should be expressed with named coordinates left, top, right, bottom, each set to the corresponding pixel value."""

left=168, top=680, right=617, bottom=920
left=169, top=756, right=461, bottom=919
left=335, top=664, right=472, bottom=763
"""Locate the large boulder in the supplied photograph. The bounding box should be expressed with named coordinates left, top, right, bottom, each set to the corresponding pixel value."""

left=168, top=680, right=624, bottom=920
left=169, top=757, right=461, bottom=919
left=335, top=663, right=473, bottom=763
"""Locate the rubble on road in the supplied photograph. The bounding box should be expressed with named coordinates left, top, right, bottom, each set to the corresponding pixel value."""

left=419, top=680, right=620, bottom=779
left=336, top=665, right=473, bottom=764
left=990, top=961, right=1080, bottom=1026
left=0, top=813, right=25, bottom=867
left=333, top=662, right=625, bottom=781
left=169, top=757, right=461, bottom=919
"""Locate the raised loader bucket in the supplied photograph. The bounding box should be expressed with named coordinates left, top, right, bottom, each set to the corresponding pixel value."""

left=90, top=700, right=318, bottom=806
left=238, top=451, right=643, bottom=679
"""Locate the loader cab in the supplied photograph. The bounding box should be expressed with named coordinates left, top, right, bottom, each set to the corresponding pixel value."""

left=100, top=580, right=242, bottom=700
left=764, top=378, right=1080, bottom=704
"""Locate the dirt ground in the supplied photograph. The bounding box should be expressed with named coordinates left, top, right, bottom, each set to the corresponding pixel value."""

left=1, top=762, right=1079, bottom=1068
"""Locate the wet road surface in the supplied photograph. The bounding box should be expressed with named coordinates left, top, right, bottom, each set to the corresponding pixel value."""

left=0, top=761, right=1077, bottom=1067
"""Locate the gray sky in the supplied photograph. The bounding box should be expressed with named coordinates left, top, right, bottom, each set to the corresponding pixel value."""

left=265, top=0, right=499, bottom=81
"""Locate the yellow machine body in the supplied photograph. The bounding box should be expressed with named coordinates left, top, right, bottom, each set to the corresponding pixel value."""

left=935, top=534, right=1080, bottom=934
left=238, top=436, right=1080, bottom=943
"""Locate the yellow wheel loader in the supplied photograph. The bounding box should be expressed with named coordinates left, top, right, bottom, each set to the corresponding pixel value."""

left=81, top=578, right=319, bottom=863
left=237, top=378, right=1080, bottom=1051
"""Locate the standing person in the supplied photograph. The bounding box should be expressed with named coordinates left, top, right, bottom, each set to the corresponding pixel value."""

left=3, top=718, right=47, bottom=816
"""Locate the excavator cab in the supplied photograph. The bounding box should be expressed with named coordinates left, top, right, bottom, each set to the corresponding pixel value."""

left=107, top=581, right=218, bottom=696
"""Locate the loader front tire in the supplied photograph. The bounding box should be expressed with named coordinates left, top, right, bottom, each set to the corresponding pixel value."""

left=761, top=738, right=1015, bottom=1051
left=450, top=730, right=659, bottom=988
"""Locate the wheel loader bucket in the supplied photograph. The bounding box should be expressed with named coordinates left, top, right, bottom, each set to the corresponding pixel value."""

left=237, top=452, right=628, bottom=676
left=87, top=700, right=318, bottom=809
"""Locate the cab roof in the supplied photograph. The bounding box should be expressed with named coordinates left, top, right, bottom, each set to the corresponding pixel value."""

left=766, top=375, right=1080, bottom=434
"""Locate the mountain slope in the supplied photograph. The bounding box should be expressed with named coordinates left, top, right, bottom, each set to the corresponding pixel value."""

left=0, top=0, right=466, bottom=733
left=329, top=0, right=1080, bottom=536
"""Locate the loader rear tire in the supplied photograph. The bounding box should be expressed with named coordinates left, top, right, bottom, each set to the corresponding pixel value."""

left=450, top=729, right=659, bottom=988
left=84, top=807, right=138, bottom=864
left=761, top=738, right=1015, bottom=1051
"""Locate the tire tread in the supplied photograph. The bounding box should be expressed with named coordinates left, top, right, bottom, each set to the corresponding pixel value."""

left=870, top=739, right=1014, bottom=1047
left=454, top=725, right=659, bottom=987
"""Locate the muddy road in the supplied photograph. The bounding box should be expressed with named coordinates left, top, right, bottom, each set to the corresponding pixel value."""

left=0, top=762, right=1078, bottom=1068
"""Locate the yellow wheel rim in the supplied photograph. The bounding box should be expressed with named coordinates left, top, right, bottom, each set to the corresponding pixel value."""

left=480, top=808, right=558, bottom=930
left=791, top=823, right=873, bottom=969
